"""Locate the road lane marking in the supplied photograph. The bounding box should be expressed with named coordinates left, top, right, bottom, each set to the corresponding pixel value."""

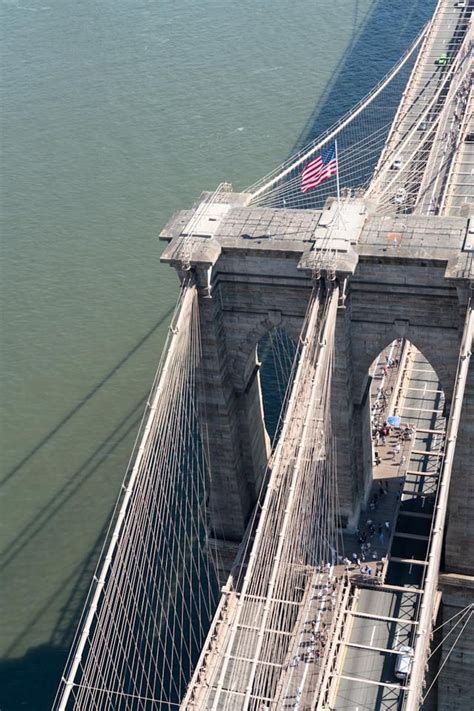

left=370, top=625, right=376, bottom=646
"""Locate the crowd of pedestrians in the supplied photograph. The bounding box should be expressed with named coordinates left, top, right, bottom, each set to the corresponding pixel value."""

left=287, top=574, right=343, bottom=677
left=373, top=421, right=414, bottom=467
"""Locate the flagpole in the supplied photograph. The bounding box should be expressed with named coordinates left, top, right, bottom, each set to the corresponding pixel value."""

left=335, top=139, right=341, bottom=219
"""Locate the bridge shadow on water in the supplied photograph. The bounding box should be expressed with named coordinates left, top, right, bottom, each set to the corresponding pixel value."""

left=0, top=392, right=147, bottom=573
left=0, top=308, right=174, bottom=710
left=0, top=518, right=110, bottom=711
left=288, top=0, right=437, bottom=157
left=0, top=644, right=68, bottom=711
left=1, top=305, right=174, bottom=488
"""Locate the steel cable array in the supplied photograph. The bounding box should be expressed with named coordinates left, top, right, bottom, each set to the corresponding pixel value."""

left=188, top=283, right=343, bottom=710
left=245, top=7, right=471, bottom=216
left=54, top=282, right=220, bottom=711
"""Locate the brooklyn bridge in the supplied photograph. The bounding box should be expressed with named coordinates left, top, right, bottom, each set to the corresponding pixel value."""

left=55, top=1, right=473, bottom=708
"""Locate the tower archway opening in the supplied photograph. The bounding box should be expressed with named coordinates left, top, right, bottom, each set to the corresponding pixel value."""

left=257, top=327, right=298, bottom=448
left=354, top=338, right=446, bottom=587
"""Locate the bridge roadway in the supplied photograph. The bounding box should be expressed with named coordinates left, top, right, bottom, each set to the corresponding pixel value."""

left=443, top=81, right=474, bottom=217
left=415, top=34, right=472, bottom=216
left=369, top=0, right=472, bottom=212
left=327, top=348, right=446, bottom=710
left=198, top=344, right=446, bottom=710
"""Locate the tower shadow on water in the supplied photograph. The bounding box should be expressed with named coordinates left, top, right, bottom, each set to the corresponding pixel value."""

left=289, top=0, right=438, bottom=157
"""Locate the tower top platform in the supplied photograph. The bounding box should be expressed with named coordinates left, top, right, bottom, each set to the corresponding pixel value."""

left=160, top=191, right=473, bottom=283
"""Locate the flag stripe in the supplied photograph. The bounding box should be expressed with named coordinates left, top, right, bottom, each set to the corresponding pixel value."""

left=302, top=163, right=324, bottom=180
left=302, top=160, right=333, bottom=184
left=302, top=157, right=323, bottom=176
left=301, top=157, right=335, bottom=183
left=301, top=159, right=337, bottom=192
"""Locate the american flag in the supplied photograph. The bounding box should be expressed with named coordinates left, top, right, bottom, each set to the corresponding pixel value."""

left=301, top=143, right=338, bottom=193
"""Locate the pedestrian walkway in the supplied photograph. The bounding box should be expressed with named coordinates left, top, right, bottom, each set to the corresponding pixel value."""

left=274, top=569, right=351, bottom=709
left=342, top=474, right=402, bottom=581
left=328, top=343, right=447, bottom=710
left=341, top=339, right=411, bottom=581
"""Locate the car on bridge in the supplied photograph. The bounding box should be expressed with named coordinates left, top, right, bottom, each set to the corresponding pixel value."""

left=435, top=53, right=449, bottom=66
left=395, top=645, right=414, bottom=680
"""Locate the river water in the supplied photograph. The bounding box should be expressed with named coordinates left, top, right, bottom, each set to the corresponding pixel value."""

left=0, top=0, right=436, bottom=707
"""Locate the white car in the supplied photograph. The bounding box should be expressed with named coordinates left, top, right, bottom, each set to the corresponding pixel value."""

left=395, top=645, right=414, bottom=679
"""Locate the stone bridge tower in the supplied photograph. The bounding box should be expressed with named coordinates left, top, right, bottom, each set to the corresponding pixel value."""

left=161, top=193, right=473, bottom=580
